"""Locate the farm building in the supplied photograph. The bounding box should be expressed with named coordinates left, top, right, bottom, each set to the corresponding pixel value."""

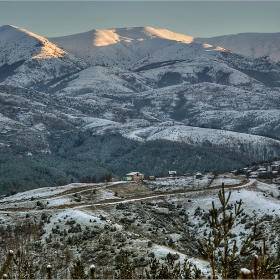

left=258, top=167, right=267, bottom=172
left=249, top=171, right=259, bottom=178
left=124, top=172, right=144, bottom=181
left=168, top=171, right=177, bottom=177
left=259, top=171, right=271, bottom=179
left=271, top=164, right=280, bottom=171
left=196, top=172, right=203, bottom=179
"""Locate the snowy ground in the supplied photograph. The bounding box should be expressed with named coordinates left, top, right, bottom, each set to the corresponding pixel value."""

left=1, top=174, right=280, bottom=278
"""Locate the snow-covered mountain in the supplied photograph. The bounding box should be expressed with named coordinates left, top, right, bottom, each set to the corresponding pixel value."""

left=0, top=25, right=86, bottom=89
left=47, top=26, right=280, bottom=94
left=1, top=24, right=280, bottom=190
left=49, top=26, right=196, bottom=68
left=194, top=32, right=280, bottom=63
left=1, top=24, right=279, bottom=93
left=52, top=65, right=152, bottom=95
left=123, top=124, right=280, bottom=159
left=2, top=24, right=280, bottom=277
left=1, top=84, right=280, bottom=161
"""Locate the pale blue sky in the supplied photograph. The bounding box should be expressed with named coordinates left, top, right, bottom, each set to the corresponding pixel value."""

left=0, top=1, right=279, bottom=38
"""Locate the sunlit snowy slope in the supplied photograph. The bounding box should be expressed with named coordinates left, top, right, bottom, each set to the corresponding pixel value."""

left=0, top=25, right=86, bottom=89
left=49, top=27, right=195, bottom=68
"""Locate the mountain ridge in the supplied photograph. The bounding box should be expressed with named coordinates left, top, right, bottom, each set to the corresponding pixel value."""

left=0, top=24, right=87, bottom=89
left=48, top=25, right=280, bottom=65
left=194, top=31, right=280, bottom=62
left=48, top=26, right=230, bottom=69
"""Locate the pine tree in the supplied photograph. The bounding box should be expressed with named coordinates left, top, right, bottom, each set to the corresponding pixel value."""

left=198, top=183, right=260, bottom=279
left=115, top=251, right=135, bottom=279
left=70, top=259, right=87, bottom=279
left=145, top=252, right=201, bottom=279
left=13, top=249, right=39, bottom=279
left=241, top=237, right=280, bottom=279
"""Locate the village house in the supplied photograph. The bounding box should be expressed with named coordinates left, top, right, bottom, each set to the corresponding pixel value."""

left=168, top=171, right=177, bottom=177
left=243, top=168, right=252, bottom=175
left=258, top=167, right=267, bottom=172
left=243, top=167, right=251, bottom=172
left=249, top=171, right=259, bottom=178
left=271, top=164, right=280, bottom=172
left=124, top=172, right=144, bottom=181
left=259, top=170, right=271, bottom=179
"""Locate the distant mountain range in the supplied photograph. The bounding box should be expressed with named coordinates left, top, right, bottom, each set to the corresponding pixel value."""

left=194, top=32, right=280, bottom=63
left=1, top=25, right=280, bottom=193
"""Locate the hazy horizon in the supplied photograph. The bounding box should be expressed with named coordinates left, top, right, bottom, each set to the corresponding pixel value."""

left=0, top=1, right=279, bottom=38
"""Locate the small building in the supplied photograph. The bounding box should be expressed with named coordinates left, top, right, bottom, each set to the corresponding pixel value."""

left=271, top=164, right=280, bottom=171
left=259, top=171, right=271, bottom=179
left=258, top=167, right=267, bottom=172
left=249, top=171, right=259, bottom=178
left=196, top=172, right=203, bottom=179
left=168, top=171, right=177, bottom=177
left=125, top=172, right=144, bottom=181
left=148, top=176, right=155, bottom=181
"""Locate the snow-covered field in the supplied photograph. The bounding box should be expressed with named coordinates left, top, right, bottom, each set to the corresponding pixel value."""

left=1, top=172, right=280, bottom=277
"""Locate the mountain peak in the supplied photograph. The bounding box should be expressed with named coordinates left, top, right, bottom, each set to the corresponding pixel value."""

left=0, top=24, right=18, bottom=30
left=0, top=24, right=41, bottom=38
left=48, top=26, right=197, bottom=67
left=91, top=26, right=194, bottom=47
left=0, top=24, right=86, bottom=88
left=0, top=24, right=68, bottom=62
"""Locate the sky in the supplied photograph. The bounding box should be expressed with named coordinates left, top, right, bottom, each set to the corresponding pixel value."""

left=0, top=1, right=279, bottom=38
